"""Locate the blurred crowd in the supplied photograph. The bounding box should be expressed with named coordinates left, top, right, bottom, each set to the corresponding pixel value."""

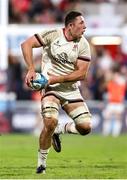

left=9, top=0, right=127, bottom=24
left=9, top=0, right=80, bottom=24
left=83, top=45, right=127, bottom=101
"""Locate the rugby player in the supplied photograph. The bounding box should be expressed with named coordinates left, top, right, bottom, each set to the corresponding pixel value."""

left=21, top=11, right=92, bottom=174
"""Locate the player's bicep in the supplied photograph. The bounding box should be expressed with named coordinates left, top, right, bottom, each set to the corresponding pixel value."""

left=24, top=35, right=43, bottom=48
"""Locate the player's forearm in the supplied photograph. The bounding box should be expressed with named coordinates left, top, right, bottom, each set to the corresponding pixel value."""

left=63, top=62, right=90, bottom=83
left=21, top=42, right=35, bottom=71
left=48, top=70, right=86, bottom=85
left=62, top=70, right=85, bottom=82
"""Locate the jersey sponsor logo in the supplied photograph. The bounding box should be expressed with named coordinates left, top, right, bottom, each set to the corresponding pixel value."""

left=54, top=40, right=61, bottom=47
left=52, top=52, right=73, bottom=65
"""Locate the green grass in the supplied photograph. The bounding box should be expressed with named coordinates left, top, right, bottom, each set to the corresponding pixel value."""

left=0, top=133, right=127, bottom=179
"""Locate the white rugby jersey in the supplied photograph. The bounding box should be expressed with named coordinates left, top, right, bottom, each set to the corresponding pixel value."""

left=35, top=28, right=91, bottom=91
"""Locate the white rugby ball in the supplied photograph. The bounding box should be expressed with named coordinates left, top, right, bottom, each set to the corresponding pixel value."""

left=29, top=72, right=48, bottom=91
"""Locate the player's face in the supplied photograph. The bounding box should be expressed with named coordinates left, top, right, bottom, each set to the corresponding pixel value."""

left=70, top=16, right=86, bottom=40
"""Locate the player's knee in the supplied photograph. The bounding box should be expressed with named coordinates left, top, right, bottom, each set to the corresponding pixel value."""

left=76, top=122, right=91, bottom=135
left=69, top=106, right=92, bottom=135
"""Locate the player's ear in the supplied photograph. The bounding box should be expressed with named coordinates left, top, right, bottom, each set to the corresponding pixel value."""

left=70, top=23, right=73, bottom=27
left=68, top=23, right=73, bottom=28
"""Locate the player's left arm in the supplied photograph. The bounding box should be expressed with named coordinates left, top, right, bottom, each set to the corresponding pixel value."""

left=48, top=59, right=90, bottom=85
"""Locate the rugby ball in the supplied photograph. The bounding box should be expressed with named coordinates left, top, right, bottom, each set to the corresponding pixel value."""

left=29, top=72, right=48, bottom=91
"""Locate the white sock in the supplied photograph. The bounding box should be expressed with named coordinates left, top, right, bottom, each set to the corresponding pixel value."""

left=112, top=120, right=122, bottom=137
left=65, top=122, right=79, bottom=134
left=37, top=149, right=49, bottom=168
left=54, top=122, right=79, bottom=134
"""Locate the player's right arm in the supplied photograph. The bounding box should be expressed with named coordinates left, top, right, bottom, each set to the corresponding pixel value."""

left=21, top=35, right=42, bottom=85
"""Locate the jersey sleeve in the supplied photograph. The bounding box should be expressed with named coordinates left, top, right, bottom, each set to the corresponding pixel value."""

left=35, top=29, right=58, bottom=46
left=78, top=37, right=91, bottom=61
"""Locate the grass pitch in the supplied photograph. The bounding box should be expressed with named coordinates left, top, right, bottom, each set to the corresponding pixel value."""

left=0, top=133, right=127, bottom=179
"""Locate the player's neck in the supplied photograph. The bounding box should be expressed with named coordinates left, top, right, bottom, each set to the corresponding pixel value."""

left=63, top=28, right=74, bottom=42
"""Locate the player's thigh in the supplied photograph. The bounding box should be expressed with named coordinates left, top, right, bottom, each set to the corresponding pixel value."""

left=41, top=95, right=60, bottom=127
left=63, top=101, right=92, bottom=126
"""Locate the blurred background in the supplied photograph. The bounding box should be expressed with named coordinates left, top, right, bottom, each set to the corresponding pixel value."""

left=0, top=0, right=127, bottom=137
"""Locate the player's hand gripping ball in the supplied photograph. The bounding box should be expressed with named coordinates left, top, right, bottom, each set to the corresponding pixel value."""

left=29, top=72, right=48, bottom=91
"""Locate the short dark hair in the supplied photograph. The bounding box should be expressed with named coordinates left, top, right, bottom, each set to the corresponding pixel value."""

left=64, top=11, right=82, bottom=27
